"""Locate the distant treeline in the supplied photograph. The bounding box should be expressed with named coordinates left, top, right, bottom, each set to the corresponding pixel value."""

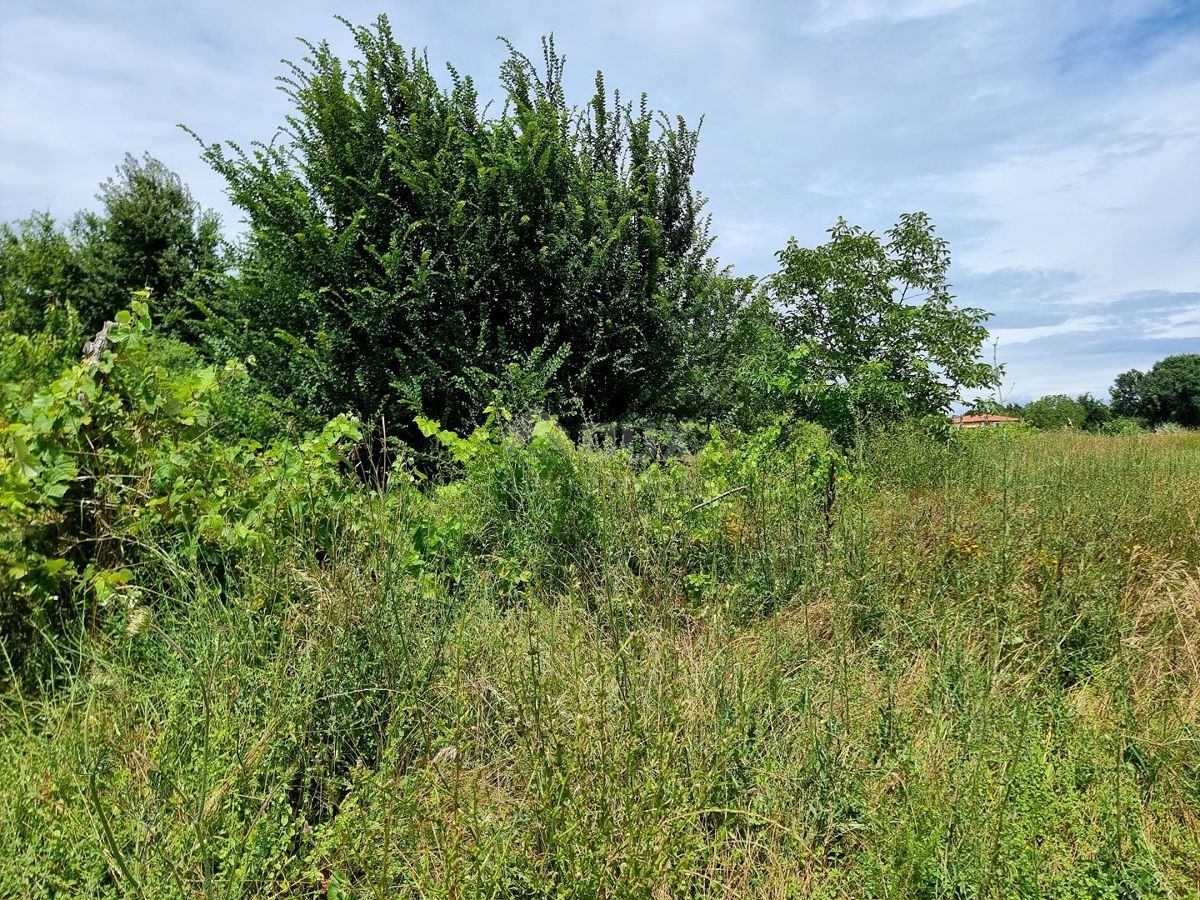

left=971, top=353, right=1200, bottom=432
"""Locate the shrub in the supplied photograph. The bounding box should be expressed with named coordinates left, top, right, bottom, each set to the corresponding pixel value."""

left=1101, top=416, right=1143, bottom=435
left=194, top=16, right=723, bottom=439
left=1023, top=393, right=1087, bottom=430
left=0, top=297, right=360, bottom=682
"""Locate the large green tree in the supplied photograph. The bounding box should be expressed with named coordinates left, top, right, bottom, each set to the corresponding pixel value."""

left=1110, top=369, right=1144, bottom=419
left=73, top=153, right=224, bottom=337
left=1111, top=354, right=1200, bottom=427
left=1023, top=394, right=1086, bottom=430
left=762, top=213, right=999, bottom=433
left=195, top=17, right=722, bottom=435
left=1074, top=392, right=1111, bottom=431
left=0, top=154, right=223, bottom=340
left=0, top=213, right=77, bottom=336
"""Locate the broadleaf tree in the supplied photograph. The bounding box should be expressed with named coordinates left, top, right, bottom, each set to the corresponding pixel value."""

left=0, top=155, right=223, bottom=340
left=1023, top=394, right=1087, bottom=430
left=764, top=213, right=999, bottom=435
left=194, top=16, right=723, bottom=437
left=1111, top=354, right=1200, bottom=427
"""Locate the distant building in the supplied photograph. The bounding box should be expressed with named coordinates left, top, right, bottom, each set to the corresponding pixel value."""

left=951, top=414, right=1023, bottom=429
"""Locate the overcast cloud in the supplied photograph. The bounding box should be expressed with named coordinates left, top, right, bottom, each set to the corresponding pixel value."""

left=2, top=0, right=1197, bottom=401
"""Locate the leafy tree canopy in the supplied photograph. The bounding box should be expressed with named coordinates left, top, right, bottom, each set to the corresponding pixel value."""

left=4, top=19, right=1013, bottom=450
left=1023, top=394, right=1087, bottom=430
left=1110, top=369, right=1144, bottom=419
left=762, top=213, right=999, bottom=434
left=74, top=153, right=224, bottom=337
left=0, top=213, right=77, bottom=336
left=964, top=397, right=1023, bottom=417
left=1074, top=392, right=1111, bottom=431
left=194, top=16, right=722, bottom=436
left=0, top=154, right=223, bottom=340
left=1111, top=354, right=1200, bottom=427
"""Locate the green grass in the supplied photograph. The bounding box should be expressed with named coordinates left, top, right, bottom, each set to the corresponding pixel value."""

left=3, top=428, right=1199, bottom=897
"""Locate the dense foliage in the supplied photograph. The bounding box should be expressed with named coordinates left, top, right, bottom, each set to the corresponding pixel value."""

left=1002, top=355, right=1200, bottom=434
left=1111, top=354, right=1200, bottom=427
left=0, top=153, right=223, bottom=340
left=3, top=14, right=1197, bottom=897
left=1021, top=393, right=1087, bottom=430
left=180, top=16, right=998, bottom=439
left=1, top=17, right=1004, bottom=449
left=3, top=414, right=1199, bottom=895
left=0, top=15, right=1014, bottom=690
left=763, top=213, right=997, bottom=434
left=0, top=299, right=358, bottom=681
left=194, top=18, right=721, bottom=436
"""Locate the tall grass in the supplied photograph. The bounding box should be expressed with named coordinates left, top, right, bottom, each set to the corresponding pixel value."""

left=3, top=427, right=1199, bottom=897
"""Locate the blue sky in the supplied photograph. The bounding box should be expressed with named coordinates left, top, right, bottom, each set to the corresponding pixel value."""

left=2, top=0, right=1198, bottom=402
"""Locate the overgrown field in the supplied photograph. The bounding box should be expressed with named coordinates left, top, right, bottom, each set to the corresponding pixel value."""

left=3, top=426, right=1200, bottom=897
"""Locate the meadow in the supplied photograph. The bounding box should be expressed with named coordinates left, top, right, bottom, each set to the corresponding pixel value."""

left=3, top=424, right=1198, bottom=897
left=5, top=13, right=1200, bottom=897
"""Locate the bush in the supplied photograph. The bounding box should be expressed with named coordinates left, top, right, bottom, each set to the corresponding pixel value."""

left=1101, top=416, right=1143, bottom=435
left=0, top=301, right=86, bottom=411
left=0, top=297, right=360, bottom=683
left=195, top=17, right=723, bottom=439
left=1023, top=394, right=1087, bottom=430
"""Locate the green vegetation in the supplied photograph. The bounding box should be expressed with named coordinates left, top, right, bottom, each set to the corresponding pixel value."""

left=1021, top=394, right=1088, bottom=431
left=1001, top=356, right=1200, bottom=434
left=0, top=299, right=355, bottom=680
left=761, top=214, right=996, bottom=436
left=192, top=20, right=723, bottom=436
left=0, top=153, right=223, bottom=341
left=184, top=16, right=1001, bottom=440
left=1111, top=355, right=1200, bottom=429
left=3, top=13, right=1199, bottom=898
left=2, top=347, right=1199, bottom=893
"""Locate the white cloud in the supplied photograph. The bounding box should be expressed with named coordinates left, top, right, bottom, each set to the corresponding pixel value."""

left=990, top=315, right=1112, bottom=346
left=1144, top=302, right=1200, bottom=339
left=957, top=72, right=1200, bottom=300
